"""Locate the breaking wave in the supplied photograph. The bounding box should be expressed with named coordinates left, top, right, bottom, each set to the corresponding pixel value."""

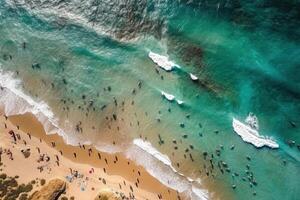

left=5, top=0, right=168, bottom=41
left=126, top=139, right=209, bottom=200
left=0, top=68, right=208, bottom=199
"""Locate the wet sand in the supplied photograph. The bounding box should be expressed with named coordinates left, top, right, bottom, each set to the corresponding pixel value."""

left=0, top=111, right=185, bottom=200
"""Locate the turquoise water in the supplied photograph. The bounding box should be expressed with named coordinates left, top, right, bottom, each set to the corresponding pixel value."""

left=0, top=0, right=300, bottom=199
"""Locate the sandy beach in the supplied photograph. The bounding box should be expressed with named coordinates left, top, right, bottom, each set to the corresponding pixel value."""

left=0, top=111, right=185, bottom=200
left=1, top=1, right=300, bottom=200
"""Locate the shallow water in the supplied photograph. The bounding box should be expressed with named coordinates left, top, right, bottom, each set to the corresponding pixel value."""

left=0, top=1, right=300, bottom=199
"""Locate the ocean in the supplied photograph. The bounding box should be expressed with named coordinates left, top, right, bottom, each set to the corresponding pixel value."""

left=0, top=0, right=300, bottom=199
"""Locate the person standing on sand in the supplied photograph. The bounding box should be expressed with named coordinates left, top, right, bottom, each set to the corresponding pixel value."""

left=0, top=147, right=3, bottom=162
left=7, top=149, right=13, bottom=160
left=55, top=155, right=59, bottom=161
left=8, top=130, right=17, bottom=143
left=51, top=142, right=56, bottom=147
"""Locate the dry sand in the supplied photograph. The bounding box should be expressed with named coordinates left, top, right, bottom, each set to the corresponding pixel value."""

left=0, top=111, right=185, bottom=200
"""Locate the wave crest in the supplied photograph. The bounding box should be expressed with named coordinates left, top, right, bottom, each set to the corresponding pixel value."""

left=0, top=68, right=209, bottom=199
left=127, top=139, right=209, bottom=200
left=5, top=0, right=167, bottom=41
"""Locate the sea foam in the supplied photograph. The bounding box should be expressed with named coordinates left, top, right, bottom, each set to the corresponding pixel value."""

left=232, top=118, right=279, bottom=149
left=0, top=69, right=208, bottom=199
left=161, top=91, right=175, bottom=101
left=161, top=91, right=184, bottom=105
left=0, top=69, right=123, bottom=153
left=148, top=51, right=179, bottom=71
left=190, top=73, right=199, bottom=81
left=127, top=139, right=209, bottom=200
left=0, top=69, right=77, bottom=145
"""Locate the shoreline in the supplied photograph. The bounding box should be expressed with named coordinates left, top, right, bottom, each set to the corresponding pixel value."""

left=0, top=70, right=217, bottom=200
left=1, top=111, right=185, bottom=199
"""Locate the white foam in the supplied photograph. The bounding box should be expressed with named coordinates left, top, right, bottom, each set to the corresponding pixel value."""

left=161, top=91, right=175, bottom=101
left=0, top=69, right=209, bottom=199
left=0, top=69, right=124, bottom=154
left=94, top=142, right=122, bottom=154
left=191, top=186, right=209, bottom=200
left=127, top=139, right=209, bottom=200
left=5, top=0, right=122, bottom=42
left=190, top=73, right=199, bottom=81
left=148, top=51, right=179, bottom=71
left=0, top=69, right=80, bottom=145
left=232, top=118, right=279, bottom=149
left=132, top=139, right=177, bottom=172
left=245, top=113, right=259, bottom=130
left=176, top=99, right=184, bottom=105
left=161, top=91, right=184, bottom=105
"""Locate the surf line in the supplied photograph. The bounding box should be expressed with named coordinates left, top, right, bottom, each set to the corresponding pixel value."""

left=148, top=51, right=200, bottom=106
left=161, top=91, right=184, bottom=105
left=148, top=52, right=279, bottom=149
left=232, top=114, right=279, bottom=149
left=148, top=51, right=199, bottom=82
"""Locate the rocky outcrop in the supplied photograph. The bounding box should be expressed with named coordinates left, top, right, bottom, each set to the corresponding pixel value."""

left=94, top=188, right=122, bottom=200
left=30, top=178, right=66, bottom=200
